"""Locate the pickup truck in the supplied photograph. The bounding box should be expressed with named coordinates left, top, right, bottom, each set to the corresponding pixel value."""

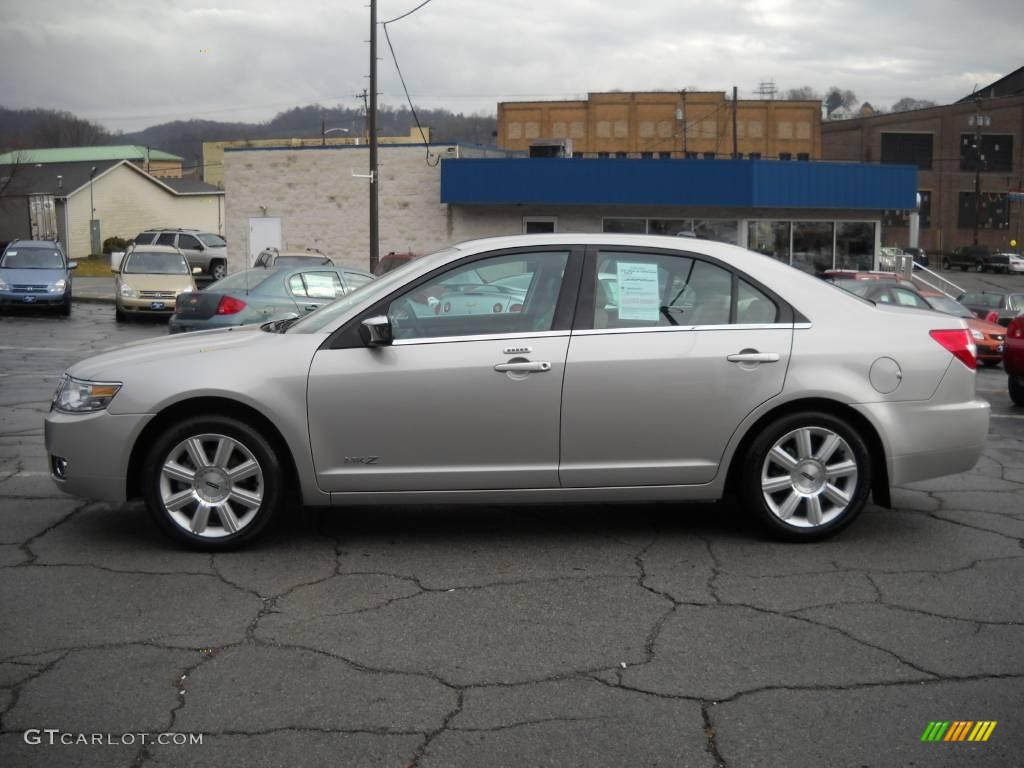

left=1006, top=312, right=1024, bottom=405
left=941, top=246, right=1010, bottom=273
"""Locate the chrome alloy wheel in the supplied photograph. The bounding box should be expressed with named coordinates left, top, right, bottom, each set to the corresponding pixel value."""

left=158, top=433, right=264, bottom=538
left=760, top=426, right=858, bottom=528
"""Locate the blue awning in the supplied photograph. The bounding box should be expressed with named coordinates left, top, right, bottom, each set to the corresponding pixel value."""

left=440, top=158, right=917, bottom=211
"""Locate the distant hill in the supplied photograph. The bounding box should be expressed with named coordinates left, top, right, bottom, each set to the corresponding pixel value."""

left=1, top=104, right=497, bottom=176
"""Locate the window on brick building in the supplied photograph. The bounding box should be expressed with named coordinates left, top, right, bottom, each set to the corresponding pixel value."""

left=959, top=134, right=1014, bottom=172
left=880, top=132, right=933, bottom=170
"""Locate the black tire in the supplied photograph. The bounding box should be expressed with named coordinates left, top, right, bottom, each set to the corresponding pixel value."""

left=209, top=261, right=227, bottom=281
left=942, top=259, right=951, bottom=270
left=975, top=261, right=985, bottom=273
left=59, top=298, right=71, bottom=316
left=141, top=415, right=284, bottom=550
left=115, top=307, right=126, bottom=323
left=740, top=411, right=872, bottom=541
left=1010, top=375, right=1024, bottom=407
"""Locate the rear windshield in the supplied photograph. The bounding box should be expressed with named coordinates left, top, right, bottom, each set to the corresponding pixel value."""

left=123, top=251, right=189, bottom=274
left=961, top=293, right=1004, bottom=308
left=208, top=269, right=276, bottom=293
left=276, top=255, right=333, bottom=266
left=0, top=247, right=65, bottom=269
left=925, top=296, right=973, bottom=318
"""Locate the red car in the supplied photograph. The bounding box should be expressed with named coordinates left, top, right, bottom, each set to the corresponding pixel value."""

left=1006, top=313, right=1024, bottom=405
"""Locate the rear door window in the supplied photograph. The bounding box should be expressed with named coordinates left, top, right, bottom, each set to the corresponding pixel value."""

left=156, top=233, right=176, bottom=246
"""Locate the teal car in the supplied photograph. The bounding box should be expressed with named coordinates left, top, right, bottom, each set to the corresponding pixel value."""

left=168, top=265, right=373, bottom=334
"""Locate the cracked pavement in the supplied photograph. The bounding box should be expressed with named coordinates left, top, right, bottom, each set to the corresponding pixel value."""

left=1, top=303, right=1022, bottom=767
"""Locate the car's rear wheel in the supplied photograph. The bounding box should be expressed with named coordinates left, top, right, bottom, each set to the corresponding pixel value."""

left=209, top=261, right=227, bottom=281
left=1010, top=375, right=1024, bottom=407
left=741, top=412, right=871, bottom=541
left=975, top=261, right=985, bottom=273
left=141, top=415, right=283, bottom=550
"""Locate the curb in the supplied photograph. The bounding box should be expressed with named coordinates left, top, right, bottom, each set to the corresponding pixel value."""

left=72, top=296, right=116, bottom=305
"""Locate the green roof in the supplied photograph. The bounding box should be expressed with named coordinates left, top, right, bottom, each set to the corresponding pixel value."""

left=0, top=145, right=182, bottom=165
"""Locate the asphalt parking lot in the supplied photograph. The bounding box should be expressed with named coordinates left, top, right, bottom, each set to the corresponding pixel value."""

left=1, top=299, right=1023, bottom=767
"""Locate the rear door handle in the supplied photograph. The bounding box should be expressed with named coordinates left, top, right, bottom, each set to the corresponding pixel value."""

left=727, top=351, right=780, bottom=363
left=494, top=361, right=552, bottom=373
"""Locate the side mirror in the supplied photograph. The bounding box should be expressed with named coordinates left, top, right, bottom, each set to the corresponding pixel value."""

left=361, top=315, right=393, bottom=346
left=68, top=261, right=78, bottom=270
left=192, top=266, right=203, bottom=275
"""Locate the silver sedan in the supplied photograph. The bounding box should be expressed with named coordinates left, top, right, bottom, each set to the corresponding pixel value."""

left=44, top=234, right=990, bottom=549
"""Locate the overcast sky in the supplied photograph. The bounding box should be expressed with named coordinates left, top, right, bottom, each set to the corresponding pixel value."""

left=1, top=0, right=1021, bottom=132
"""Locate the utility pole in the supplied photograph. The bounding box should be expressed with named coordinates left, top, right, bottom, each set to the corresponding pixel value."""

left=368, top=0, right=380, bottom=273
left=732, top=86, right=739, bottom=159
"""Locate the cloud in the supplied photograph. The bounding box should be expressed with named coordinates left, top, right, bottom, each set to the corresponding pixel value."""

left=0, top=0, right=1020, bottom=131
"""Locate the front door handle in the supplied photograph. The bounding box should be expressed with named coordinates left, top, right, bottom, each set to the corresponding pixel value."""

left=727, top=351, right=780, bottom=363
left=304, top=304, right=319, bottom=312
left=494, top=361, right=552, bottom=373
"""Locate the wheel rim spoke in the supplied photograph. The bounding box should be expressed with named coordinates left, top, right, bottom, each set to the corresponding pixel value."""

left=806, top=495, right=824, bottom=525
left=216, top=501, right=240, bottom=533
left=211, top=437, right=234, bottom=470
left=165, top=488, right=194, bottom=512
left=228, top=487, right=262, bottom=509
left=815, top=433, right=841, bottom=463
left=162, top=461, right=195, bottom=484
left=186, top=438, right=210, bottom=469
left=762, top=475, right=793, bottom=494
left=776, top=492, right=801, bottom=520
left=769, top=445, right=799, bottom=472
left=795, top=428, right=814, bottom=460
left=226, top=459, right=259, bottom=483
left=826, top=459, right=857, bottom=480
left=823, top=483, right=851, bottom=508
left=190, top=505, right=211, bottom=534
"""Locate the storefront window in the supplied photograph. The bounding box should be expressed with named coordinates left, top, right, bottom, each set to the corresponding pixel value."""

left=692, top=219, right=738, bottom=245
left=603, top=218, right=646, bottom=234
left=835, top=222, right=876, bottom=270
left=792, top=221, right=834, bottom=274
left=748, top=221, right=791, bottom=264
left=647, top=219, right=692, bottom=236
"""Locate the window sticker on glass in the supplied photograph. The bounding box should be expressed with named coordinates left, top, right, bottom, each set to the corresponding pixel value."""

left=616, top=262, right=660, bottom=321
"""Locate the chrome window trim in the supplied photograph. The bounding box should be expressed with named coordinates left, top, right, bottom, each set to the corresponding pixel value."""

left=572, top=323, right=796, bottom=337
left=392, top=330, right=572, bottom=346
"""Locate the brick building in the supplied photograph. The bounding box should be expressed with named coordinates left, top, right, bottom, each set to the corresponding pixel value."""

left=498, top=91, right=821, bottom=160
left=822, top=73, right=1024, bottom=255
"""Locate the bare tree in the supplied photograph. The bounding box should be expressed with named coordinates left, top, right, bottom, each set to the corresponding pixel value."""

left=891, top=97, right=937, bottom=113
left=0, top=149, right=26, bottom=200
left=785, top=86, right=821, bottom=101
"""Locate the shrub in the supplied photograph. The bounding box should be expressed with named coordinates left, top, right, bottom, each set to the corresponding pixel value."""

left=102, top=236, right=129, bottom=254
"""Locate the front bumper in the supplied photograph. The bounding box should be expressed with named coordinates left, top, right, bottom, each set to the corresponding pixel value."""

left=118, top=296, right=176, bottom=315
left=44, top=408, right=152, bottom=504
left=0, top=290, right=68, bottom=307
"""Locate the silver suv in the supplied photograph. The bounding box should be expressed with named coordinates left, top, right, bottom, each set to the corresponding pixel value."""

left=134, top=229, right=228, bottom=280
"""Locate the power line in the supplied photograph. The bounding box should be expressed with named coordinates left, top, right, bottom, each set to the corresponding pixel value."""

left=381, top=0, right=436, bottom=24
left=381, top=23, right=435, bottom=165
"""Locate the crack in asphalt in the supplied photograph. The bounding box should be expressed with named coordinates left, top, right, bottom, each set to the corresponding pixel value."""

left=407, top=689, right=463, bottom=768
left=702, top=701, right=727, bottom=768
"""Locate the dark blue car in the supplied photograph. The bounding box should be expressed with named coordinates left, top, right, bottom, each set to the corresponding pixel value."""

left=0, top=239, right=77, bottom=315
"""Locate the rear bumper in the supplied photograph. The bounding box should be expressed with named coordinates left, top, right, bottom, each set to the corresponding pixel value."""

left=852, top=397, right=989, bottom=486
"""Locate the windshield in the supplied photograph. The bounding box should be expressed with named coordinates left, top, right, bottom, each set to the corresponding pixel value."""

left=0, top=247, right=65, bottom=269
left=208, top=268, right=277, bottom=294
left=123, top=251, right=189, bottom=274
left=288, top=246, right=458, bottom=334
left=925, top=295, right=972, bottom=318
left=198, top=233, right=226, bottom=247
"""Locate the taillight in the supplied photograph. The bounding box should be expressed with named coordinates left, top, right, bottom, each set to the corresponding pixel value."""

left=509, top=303, right=523, bottom=313
left=985, top=310, right=999, bottom=324
left=216, top=295, right=247, bottom=315
left=930, top=329, right=977, bottom=370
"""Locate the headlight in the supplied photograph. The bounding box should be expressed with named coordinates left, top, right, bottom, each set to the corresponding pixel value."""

left=52, top=374, right=122, bottom=413
left=971, top=329, right=985, bottom=341
left=49, top=279, right=67, bottom=293
left=119, top=283, right=137, bottom=298
left=0, top=276, right=7, bottom=290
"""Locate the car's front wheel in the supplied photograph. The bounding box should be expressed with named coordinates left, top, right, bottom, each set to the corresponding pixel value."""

left=975, top=261, right=985, bottom=273
left=1010, top=375, right=1024, bottom=407
left=741, top=412, right=872, bottom=541
left=141, top=415, right=283, bottom=549
left=942, top=258, right=951, bottom=270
